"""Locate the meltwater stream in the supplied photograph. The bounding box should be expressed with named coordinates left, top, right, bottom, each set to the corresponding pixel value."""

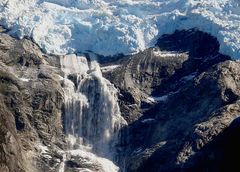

left=60, top=54, right=127, bottom=172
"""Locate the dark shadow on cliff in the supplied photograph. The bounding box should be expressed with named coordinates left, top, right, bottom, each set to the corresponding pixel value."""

left=180, top=116, right=240, bottom=172
left=152, top=28, right=230, bottom=95
left=128, top=116, right=240, bottom=172
left=115, top=29, right=238, bottom=172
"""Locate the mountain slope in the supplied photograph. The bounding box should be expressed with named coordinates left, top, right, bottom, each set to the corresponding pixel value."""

left=0, top=28, right=65, bottom=172
left=0, top=0, right=239, bottom=58
left=0, top=18, right=240, bottom=172
left=103, top=30, right=240, bottom=172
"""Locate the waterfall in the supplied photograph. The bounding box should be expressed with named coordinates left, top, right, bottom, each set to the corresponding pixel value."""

left=60, top=54, right=127, bottom=171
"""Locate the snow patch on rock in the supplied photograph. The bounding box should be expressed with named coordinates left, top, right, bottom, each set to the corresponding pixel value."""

left=101, top=65, right=120, bottom=73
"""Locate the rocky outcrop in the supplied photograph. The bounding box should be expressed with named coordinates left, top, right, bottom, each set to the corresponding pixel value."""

left=0, top=28, right=65, bottom=172
left=118, top=60, right=240, bottom=172
left=0, top=26, right=240, bottom=172
left=103, top=30, right=240, bottom=172
left=104, top=29, right=230, bottom=123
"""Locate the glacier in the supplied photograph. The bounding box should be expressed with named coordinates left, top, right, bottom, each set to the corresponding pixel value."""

left=0, top=0, right=239, bottom=58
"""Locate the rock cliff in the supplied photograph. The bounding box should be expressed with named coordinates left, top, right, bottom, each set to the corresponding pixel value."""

left=105, top=30, right=240, bottom=172
left=0, top=27, right=240, bottom=172
left=0, top=27, right=65, bottom=172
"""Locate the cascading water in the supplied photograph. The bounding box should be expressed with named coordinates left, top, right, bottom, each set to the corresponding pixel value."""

left=60, top=53, right=127, bottom=172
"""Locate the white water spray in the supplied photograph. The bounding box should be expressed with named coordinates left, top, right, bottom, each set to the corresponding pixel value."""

left=59, top=54, right=127, bottom=172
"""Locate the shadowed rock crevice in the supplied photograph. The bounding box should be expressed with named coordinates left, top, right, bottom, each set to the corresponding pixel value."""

left=153, top=29, right=231, bottom=95
left=182, top=117, right=240, bottom=172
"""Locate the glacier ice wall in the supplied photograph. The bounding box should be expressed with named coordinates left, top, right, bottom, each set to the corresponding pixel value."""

left=0, top=0, right=239, bottom=58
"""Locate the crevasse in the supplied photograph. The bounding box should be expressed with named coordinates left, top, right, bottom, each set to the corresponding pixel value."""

left=0, top=0, right=239, bottom=59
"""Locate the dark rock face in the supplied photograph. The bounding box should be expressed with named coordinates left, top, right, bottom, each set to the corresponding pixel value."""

left=104, top=29, right=230, bottom=123
left=104, top=48, right=189, bottom=122
left=0, top=31, right=65, bottom=172
left=0, top=26, right=240, bottom=172
left=0, top=98, right=25, bottom=172
left=121, top=61, right=240, bottom=172
left=103, top=30, right=239, bottom=172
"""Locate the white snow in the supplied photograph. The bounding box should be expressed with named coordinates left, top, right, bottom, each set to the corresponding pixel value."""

left=19, top=78, right=30, bottom=82
left=132, top=148, right=143, bottom=155
left=101, top=65, right=120, bottom=72
left=57, top=147, right=119, bottom=172
left=181, top=72, right=197, bottom=81
left=58, top=153, right=66, bottom=172
left=141, top=118, right=155, bottom=123
left=147, top=90, right=181, bottom=103
left=147, top=95, right=169, bottom=103
left=152, top=48, right=187, bottom=58
left=38, top=144, right=49, bottom=154
left=0, top=0, right=239, bottom=59
left=67, top=149, right=119, bottom=172
left=37, top=144, right=53, bottom=160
